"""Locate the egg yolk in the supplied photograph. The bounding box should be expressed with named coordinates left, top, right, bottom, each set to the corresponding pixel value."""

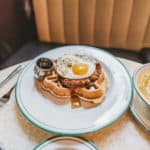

left=72, top=63, right=88, bottom=75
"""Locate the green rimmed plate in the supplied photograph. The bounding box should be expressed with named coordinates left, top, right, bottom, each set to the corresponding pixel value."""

left=16, top=46, right=133, bottom=135
left=34, top=136, right=98, bottom=150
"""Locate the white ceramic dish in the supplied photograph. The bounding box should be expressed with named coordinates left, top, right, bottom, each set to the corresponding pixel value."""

left=16, top=46, right=132, bottom=135
left=34, top=136, right=98, bottom=150
left=133, top=63, right=150, bottom=106
left=130, top=63, right=150, bottom=132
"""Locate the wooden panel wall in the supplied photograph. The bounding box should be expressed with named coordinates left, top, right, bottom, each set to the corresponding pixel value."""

left=79, top=0, right=96, bottom=45
left=33, top=0, right=150, bottom=51
left=143, top=17, right=150, bottom=47
left=33, top=0, right=51, bottom=42
left=63, top=0, right=79, bottom=43
left=127, top=0, right=150, bottom=50
left=94, top=0, right=114, bottom=47
left=110, top=0, right=133, bottom=48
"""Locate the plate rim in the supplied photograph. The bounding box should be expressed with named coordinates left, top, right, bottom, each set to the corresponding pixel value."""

left=15, top=45, right=133, bottom=135
left=33, top=135, right=99, bottom=150
left=130, top=105, right=150, bottom=134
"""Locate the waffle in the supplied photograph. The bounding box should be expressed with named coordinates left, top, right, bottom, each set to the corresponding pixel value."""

left=42, top=70, right=71, bottom=98
left=77, top=77, right=108, bottom=108
left=34, top=75, right=70, bottom=105
left=35, top=68, right=108, bottom=108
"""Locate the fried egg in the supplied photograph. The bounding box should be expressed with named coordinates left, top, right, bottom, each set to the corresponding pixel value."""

left=56, top=54, right=96, bottom=79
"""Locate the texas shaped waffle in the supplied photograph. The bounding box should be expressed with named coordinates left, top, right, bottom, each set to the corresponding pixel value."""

left=34, top=60, right=108, bottom=108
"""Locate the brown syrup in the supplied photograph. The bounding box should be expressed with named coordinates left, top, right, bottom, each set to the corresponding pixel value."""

left=71, top=90, right=81, bottom=109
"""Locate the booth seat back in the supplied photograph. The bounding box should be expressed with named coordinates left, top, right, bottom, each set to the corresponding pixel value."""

left=33, top=0, right=150, bottom=51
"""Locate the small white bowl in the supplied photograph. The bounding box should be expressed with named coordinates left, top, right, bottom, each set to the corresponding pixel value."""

left=131, top=63, right=150, bottom=132
left=133, top=63, right=150, bottom=106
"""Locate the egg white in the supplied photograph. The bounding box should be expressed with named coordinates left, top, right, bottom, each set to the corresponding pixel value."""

left=56, top=54, right=96, bottom=79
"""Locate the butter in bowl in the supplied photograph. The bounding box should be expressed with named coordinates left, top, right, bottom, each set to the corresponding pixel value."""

left=131, top=63, right=150, bottom=132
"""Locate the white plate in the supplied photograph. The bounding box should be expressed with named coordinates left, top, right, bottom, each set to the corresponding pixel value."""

left=130, top=99, right=150, bottom=133
left=34, top=136, right=98, bottom=150
left=16, top=46, right=133, bottom=135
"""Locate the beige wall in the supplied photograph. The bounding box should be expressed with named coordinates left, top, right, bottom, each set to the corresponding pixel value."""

left=33, top=0, right=150, bottom=51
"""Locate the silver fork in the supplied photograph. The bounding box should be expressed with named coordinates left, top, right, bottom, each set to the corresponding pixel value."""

left=0, top=65, right=23, bottom=88
left=0, top=84, right=16, bottom=107
left=0, top=65, right=24, bottom=106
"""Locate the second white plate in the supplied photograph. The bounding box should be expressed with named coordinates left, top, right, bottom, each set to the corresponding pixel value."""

left=34, top=136, right=98, bottom=150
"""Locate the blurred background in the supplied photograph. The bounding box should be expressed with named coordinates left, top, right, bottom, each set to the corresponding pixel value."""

left=0, top=0, right=149, bottom=69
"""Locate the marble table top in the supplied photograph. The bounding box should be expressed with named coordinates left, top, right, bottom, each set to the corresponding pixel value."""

left=0, top=58, right=149, bottom=150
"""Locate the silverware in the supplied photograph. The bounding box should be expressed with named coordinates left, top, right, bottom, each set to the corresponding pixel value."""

left=0, top=65, right=23, bottom=89
left=0, top=65, right=25, bottom=106
left=0, top=84, right=16, bottom=107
